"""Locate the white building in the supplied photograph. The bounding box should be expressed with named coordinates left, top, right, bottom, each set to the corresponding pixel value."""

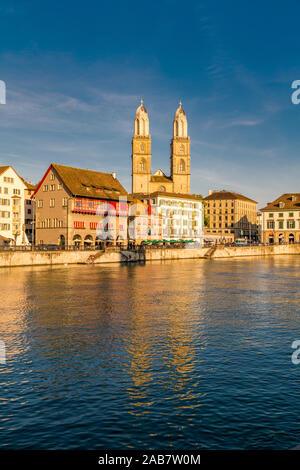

left=132, top=191, right=204, bottom=244
left=0, top=166, right=29, bottom=245
left=261, top=193, right=300, bottom=244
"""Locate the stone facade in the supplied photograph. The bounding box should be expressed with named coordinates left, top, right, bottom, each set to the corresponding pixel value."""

left=131, top=101, right=190, bottom=194
left=204, top=190, right=258, bottom=242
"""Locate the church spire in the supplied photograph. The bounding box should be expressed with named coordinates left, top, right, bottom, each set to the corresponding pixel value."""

left=132, top=100, right=152, bottom=194
left=170, top=101, right=190, bottom=194
left=134, top=99, right=149, bottom=136
left=173, top=101, right=188, bottom=138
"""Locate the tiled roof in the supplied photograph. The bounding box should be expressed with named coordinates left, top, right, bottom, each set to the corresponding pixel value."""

left=261, top=193, right=300, bottom=211
left=150, top=175, right=172, bottom=183
left=204, top=190, right=257, bottom=204
left=0, top=166, right=10, bottom=176
left=0, top=166, right=30, bottom=188
left=52, top=164, right=130, bottom=201
left=25, top=182, right=38, bottom=191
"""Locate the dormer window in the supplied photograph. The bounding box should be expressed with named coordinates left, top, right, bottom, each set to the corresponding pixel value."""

left=279, top=201, right=285, bottom=208
left=291, top=195, right=297, bottom=202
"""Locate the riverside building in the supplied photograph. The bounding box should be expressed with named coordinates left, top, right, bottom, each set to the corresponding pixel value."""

left=32, top=164, right=130, bottom=247
left=261, top=193, right=300, bottom=244
left=204, top=190, right=258, bottom=243
left=128, top=199, right=162, bottom=243
left=0, top=166, right=29, bottom=246
left=132, top=192, right=204, bottom=243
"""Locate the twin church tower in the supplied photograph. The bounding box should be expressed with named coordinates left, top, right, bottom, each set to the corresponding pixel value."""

left=131, top=100, right=190, bottom=195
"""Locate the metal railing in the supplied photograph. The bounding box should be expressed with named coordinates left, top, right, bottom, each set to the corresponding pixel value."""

left=1, top=241, right=300, bottom=253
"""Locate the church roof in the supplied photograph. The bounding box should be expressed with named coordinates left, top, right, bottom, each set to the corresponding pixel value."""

left=136, top=99, right=148, bottom=115
left=175, top=101, right=186, bottom=117
left=150, top=168, right=172, bottom=183
left=150, top=175, right=172, bottom=182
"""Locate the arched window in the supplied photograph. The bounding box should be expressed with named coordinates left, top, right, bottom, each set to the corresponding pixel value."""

left=179, top=159, right=185, bottom=172
left=140, top=119, right=144, bottom=135
left=289, top=233, right=295, bottom=244
left=181, top=120, right=184, bottom=136
left=176, top=121, right=179, bottom=137
left=136, top=119, right=140, bottom=135
left=139, top=159, right=146, bottom=172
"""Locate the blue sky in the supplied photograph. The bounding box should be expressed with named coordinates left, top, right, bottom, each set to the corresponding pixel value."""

left=0, top=0, right=300, bottom=207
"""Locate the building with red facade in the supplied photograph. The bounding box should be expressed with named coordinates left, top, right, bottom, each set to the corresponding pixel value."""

left=31, top=163, right=130, bottom=247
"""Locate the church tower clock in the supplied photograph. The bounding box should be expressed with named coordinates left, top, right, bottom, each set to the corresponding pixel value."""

left=131, top=100, right=152, bottom=194
left=170, top=102, right=190, bottom=194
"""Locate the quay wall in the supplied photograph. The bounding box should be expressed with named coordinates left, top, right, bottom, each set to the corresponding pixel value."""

left=211, top=244, right=300, bottom=258
left=0, top=244, right=300, bottom=267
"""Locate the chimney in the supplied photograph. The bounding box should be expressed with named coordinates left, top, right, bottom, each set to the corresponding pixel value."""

left=112, top=172, right=116, bottom=179
left=208, top=190, right=213, bottom=195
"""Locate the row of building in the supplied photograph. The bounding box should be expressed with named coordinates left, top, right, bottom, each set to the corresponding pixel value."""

left=0, top=101, right=298, bottom=247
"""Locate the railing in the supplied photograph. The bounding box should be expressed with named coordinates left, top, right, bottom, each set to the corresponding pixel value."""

left=0, top=245, right=104, bottom=252
left=1, top=241, right=300, bottom=253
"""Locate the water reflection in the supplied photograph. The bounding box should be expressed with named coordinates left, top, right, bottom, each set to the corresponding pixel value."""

left=0, top=257, right=300, bottom=449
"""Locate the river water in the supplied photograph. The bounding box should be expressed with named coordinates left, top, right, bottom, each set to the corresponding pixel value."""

left=0, top=256, right=300, bottom=449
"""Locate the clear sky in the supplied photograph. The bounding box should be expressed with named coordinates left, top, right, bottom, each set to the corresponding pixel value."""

left=0, top=0, right=299, bottom=207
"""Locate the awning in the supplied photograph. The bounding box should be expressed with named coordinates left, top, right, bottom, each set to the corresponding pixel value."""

left=0, top=235, right=13, bottom=242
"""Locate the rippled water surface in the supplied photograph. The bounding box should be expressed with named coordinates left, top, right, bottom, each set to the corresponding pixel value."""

left=1, top=256, right=300, bottom=449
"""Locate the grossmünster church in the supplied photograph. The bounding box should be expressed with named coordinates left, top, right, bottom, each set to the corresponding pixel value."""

left=131, top=100, right=191, bottom=195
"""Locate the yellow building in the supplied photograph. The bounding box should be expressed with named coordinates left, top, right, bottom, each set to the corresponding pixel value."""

left=204, top=190, right=258, bottom=242
left=131, top=100, right=190, bottom=195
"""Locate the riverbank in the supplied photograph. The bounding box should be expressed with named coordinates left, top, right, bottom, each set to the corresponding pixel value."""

left=0, top=243, right=300, bottom=267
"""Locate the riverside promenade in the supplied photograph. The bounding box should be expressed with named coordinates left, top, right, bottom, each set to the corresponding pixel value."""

left=1, top=244, right=300, bottom=267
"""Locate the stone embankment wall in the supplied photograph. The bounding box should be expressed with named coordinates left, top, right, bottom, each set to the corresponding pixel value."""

left=0, top=244, right=300, bottom=268
left=210, top=244, right=300, bottom=258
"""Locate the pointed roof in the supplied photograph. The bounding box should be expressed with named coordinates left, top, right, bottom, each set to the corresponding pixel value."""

left=150, top=169, right=172, bottom=183
left=0, top=165, right=27, bottom=188
left=136, top=98, right=148, bottom=116
left=0, top=166, right=10, bottom=176
left=33, top=163, right=130, bottom=201
left=175, top=100, right=186, bottom=117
